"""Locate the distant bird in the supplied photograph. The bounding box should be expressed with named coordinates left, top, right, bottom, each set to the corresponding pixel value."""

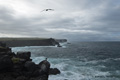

left=41, top=9, right=54, bottom=12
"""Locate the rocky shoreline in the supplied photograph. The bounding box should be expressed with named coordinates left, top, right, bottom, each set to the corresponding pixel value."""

left=0, top=38, right=67, bottom=47
left=0, top=42, right=60, bottom=80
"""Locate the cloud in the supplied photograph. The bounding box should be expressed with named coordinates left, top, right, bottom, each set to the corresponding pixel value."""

left=45, top=28, right=101, bottom=34
left=0, top=0, right=120, bottom=41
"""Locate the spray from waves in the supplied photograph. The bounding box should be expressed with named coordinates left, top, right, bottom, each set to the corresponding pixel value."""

left=59, top=42, right=67, bottom=48
left=11, top=43, right=67, bottom=52
left=11, top=45, right=119, bottom=80
left=31, top=56, right=111, bottom=80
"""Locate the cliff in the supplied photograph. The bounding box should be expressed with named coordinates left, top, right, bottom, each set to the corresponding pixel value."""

left=55, top=39, right=67, bottom=43
left=0, top=43, right=61, bottom=80
left=0, top=38, right=65, bottom=47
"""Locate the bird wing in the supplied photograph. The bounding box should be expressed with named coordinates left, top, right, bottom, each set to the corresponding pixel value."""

left=41, top=9, right=54, bottom=12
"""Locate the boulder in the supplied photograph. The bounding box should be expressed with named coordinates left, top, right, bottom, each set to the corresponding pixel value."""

left=29, top=75, right=48, bottom=80
left=0, top=52, right=15, bottom=59
left=31, top=70, right=40, bottom=77
left=3, top=76, right=15, bottom=80
left=49, top=68, right=61, bottom=75
left=24, top=61, right=36, bottom=72
left=0, top=42, right=6, bottom=47
left=39, top=58, right=50, bottom=73
left=7, top=52, right=16, bottom=58
left=38, top=58, right=50, bottom=79
left=0, top=47, right=11, bottom=53
left=11, top=72, right=21, bottom=78
left=0, top=55, right=13, bottom=72
left=17, top=52, right=31, bottom=61
left=0, top=42, right=11, bottom=53
left=16, top=76, right=27, bottom=80
left=0, top=43, right=59, bottom=80
left=0, top=52, right=7, bottom=55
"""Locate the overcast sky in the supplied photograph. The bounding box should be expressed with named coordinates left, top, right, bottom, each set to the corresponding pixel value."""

left=0, top=0, right=120, bottom=41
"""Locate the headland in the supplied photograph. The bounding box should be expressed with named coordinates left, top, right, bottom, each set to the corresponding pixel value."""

left=0, top=38, right=67, bottom=47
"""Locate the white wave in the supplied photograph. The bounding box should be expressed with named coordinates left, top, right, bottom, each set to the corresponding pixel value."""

left=83, top=57, right=120, bottom=65
left=31, top=56, right=111, bottom=80
left=31, top=56, right=47, bottom=64
left=59, top=42, right=67, bottom=48
left=11, top=46, right=115, bottom=80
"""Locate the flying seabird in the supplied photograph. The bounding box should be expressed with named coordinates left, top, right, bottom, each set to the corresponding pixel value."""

left=41, top=9, right=54, bottom=12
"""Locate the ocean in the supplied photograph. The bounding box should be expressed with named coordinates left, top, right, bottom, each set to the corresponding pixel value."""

left=12, top=42, right=120, bottom=80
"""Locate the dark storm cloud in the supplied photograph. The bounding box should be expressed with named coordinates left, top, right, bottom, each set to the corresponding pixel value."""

left=0, top=0, right=120, bottom=41
left=0, top=6, right=48, bottom=37
left=85, top=1, right=120, bottom=34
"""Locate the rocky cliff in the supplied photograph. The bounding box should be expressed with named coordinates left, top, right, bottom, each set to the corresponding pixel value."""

left=0, top=42, right=61, bottom=80
left=0, top=38, right=65, bottom=47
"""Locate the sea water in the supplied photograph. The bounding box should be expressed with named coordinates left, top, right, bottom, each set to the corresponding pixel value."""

left=12, top=42, right=120, bottom=80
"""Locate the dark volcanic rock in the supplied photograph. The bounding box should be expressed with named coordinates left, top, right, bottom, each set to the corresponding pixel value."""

left=24, top=61, right=36, bottom=72
left=39, top=58, right=50, bottom=73
left=0, top=52, right=7, bottom=55
left=0, top=52, right=15, bottom=57
left=49, top=68, right=61, bottom=75
left=3, top=76, right=14, bottom=80
left=16, top=76, right=27, bottom=80
left=0, top=47, right=11, bottom=53
left=17, top=52, right=31, bottom=61
left=0, top=42, right=11, bottom=52
left=7, top=52, right=16, bottom=58
left=29, top=75, right=48, bottom=80
left=38, top=58, right=50, bottom=79
left=0, top=42, right=61, bottom=80
left=0, top=55, right=13, bottom=72
left=0, top=42, right=6, bottom=47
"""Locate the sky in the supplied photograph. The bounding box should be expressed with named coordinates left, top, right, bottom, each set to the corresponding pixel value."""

left=0, top=0, right=120, bottom=41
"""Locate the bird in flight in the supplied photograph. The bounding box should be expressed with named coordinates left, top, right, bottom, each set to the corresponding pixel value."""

left=41, top=9, right=54, bottom=12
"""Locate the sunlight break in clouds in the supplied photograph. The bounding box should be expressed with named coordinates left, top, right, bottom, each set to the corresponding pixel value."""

left=45, top=28, right=101, bottom=34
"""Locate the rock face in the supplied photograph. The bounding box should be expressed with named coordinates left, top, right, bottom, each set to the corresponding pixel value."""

left=0, top=55, right=13, bottom=71
left=49, top=68, right=61, bottom=75
left=0, top=38, right=63, bottom=47
left=0, top=42, right=11, bottom=52
left=25, top=61, right=36, bottom=71
left=39, top=58, right=50, bottom=78
left=17, top=52, right=31, bottom=61
left=0, top=42, right=61, bottom=80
